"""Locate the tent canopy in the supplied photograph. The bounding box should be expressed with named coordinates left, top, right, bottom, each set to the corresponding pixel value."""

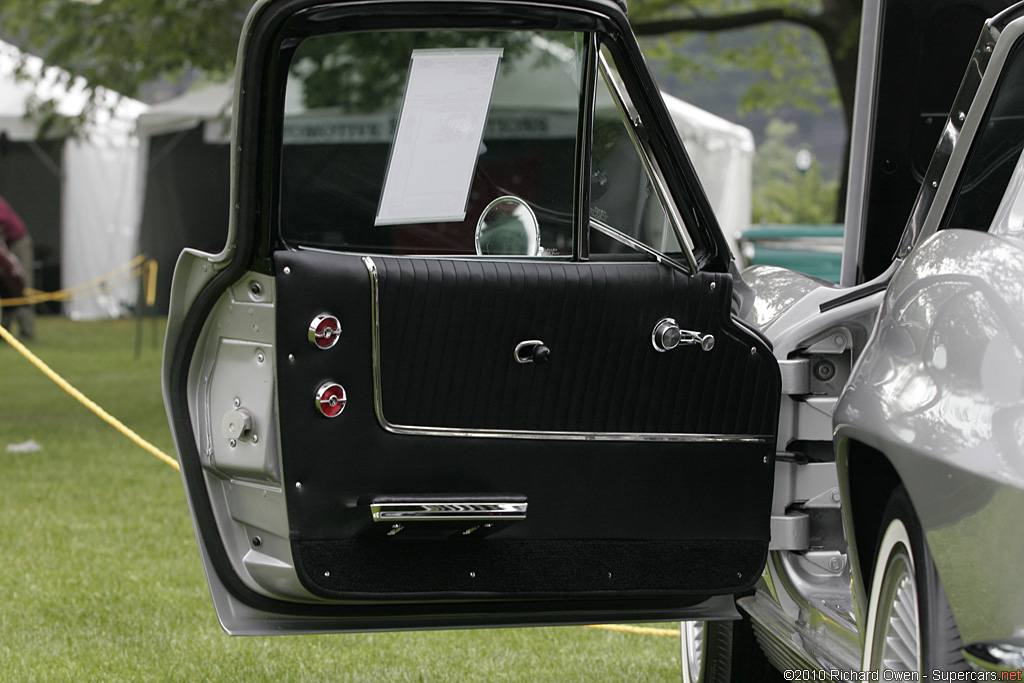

left=137, top=72, right=753, bottom=260
left=133, top=42, right=753, bottom=311
left=0, top=40, right=145, bottom=145
left=0, top=40, right=148, bottom=320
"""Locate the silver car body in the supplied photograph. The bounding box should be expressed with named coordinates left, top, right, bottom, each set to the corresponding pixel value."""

left=161, top=0, right=1024, bottom=670
left=737, top=1, right=1024, bottom=672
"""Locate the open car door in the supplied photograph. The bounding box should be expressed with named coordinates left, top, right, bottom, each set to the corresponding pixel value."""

left=162, top=0, right=781, bottom=634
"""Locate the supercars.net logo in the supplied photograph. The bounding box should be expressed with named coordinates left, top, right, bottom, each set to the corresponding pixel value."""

left=782, top=671, right=1024, bottom=682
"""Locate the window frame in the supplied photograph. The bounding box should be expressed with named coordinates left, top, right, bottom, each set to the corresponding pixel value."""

left=267, top=6, right=715, bottom=274
left=938, top=37, right=1024, bottom=235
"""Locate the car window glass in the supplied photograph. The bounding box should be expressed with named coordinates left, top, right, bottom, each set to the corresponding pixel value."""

left=280, top=30, right=583, bottom=256
left=987, top=145, right=1024, bottom=240
left=589, top=49, right=685, bottom=258
left=943, top=40, right=1024, bottom=234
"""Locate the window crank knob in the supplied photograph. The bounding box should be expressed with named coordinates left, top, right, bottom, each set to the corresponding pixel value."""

left=652, top=318, right=682, bottom=352
left=652, top=318, right=714, bottom=352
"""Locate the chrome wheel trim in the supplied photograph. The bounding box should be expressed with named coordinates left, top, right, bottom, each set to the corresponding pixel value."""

left=876, top=550, right=920, bottom=671
left=863, top=518, right=921, bottom=673
left=681, top=621, right=705, bottom=683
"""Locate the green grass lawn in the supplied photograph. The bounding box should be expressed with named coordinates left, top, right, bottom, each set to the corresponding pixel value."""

left=0, top=316, right=682, bottom=682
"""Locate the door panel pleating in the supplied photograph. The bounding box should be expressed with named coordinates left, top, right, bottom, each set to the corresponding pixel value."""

left=273, top=249, right=780, bottom=600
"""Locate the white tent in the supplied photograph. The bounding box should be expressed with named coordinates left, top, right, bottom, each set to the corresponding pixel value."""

left=132, top=42, right=752, bottom=310
left=0, top=40, right=147, bottom=320
left=663, top=95, right=753, bottom=258
left=135, top=78, right=752, bottom=268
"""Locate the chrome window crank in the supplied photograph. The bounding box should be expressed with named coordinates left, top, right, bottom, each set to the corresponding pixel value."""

left=652, top=318, right=715, bottom=352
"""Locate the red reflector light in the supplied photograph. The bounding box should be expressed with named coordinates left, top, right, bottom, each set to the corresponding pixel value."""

left=315, top=382, right=347, bottom=418
left=308, top=314, right=342, bottom=350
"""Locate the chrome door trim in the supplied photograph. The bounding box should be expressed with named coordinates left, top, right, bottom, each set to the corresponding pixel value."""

left=597, top=51, right=698, bottom=274
left=370, top=501, right=528, bottom=523
left=590, top=217, right=691, bottom=273
left=363, top=256, right=772, bottom=444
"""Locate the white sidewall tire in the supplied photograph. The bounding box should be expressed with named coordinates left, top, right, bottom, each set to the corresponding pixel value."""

left=681, top=621, right=706, bottom=683
left=862, top=516, right=916, bottom=671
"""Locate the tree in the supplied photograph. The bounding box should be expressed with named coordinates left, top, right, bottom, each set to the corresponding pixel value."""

left=6, top=0, right=858, bottom=115
left=4, top=0, right=858, bottom=216
left=629, top=0, right=861, bottom=218
left=631, top=0, right=860, bottom=131
left=2, top=0, right=251, bottom=117
left=752, top=118, right=838, bottom=224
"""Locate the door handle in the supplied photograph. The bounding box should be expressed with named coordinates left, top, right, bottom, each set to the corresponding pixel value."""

left=514, top=340, right=551, bottom=364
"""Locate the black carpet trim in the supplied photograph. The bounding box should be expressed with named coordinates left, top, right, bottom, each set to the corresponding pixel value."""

left=294, top=538, right=767, bottom=599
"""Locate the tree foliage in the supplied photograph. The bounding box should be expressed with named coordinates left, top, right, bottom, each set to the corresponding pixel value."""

left=5, top=0, right=859, bottom=121
left=3, top=0, right=251, bottom=102
left=292, top=30, right=536, bottom=112
left=752, top=118, right=838, bottom=224
left=630, top=0, right=861, bottom=219
left=630, top=0, right=861, bottom=131
left=5, top=0, right=859, bottom=219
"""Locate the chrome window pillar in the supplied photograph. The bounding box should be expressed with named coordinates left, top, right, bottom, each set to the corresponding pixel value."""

left=596, top=50, right=698, bottom=274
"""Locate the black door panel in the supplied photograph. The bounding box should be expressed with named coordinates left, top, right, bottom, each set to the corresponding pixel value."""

left=274, top=249, right=779, bottom=601
left=165, top=0, right=786, bottom=631
left=373, top=256, right=777, bottom=433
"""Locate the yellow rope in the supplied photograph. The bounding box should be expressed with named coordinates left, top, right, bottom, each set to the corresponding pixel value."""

left=0, top=303, right=701, bottom=634
left=587, top=624, right=681, bottom=637
left=0, top=324, right=694, bottom=636
left=1, top=255, right=149, bottom=306
left=0, top=323, right=179, bottom=472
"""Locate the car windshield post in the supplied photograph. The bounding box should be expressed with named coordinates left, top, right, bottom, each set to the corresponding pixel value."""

left=596, top=49, right=698, bottom=273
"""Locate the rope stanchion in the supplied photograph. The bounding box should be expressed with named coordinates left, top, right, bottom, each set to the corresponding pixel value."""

left=0, top=323, right=179, bottom=472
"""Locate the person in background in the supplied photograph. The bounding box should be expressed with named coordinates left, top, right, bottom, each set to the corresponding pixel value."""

left=0, top=194, right=35, bottom=341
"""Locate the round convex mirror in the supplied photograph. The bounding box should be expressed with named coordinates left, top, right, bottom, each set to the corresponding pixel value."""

left=475, top=196, right=541, bottom=256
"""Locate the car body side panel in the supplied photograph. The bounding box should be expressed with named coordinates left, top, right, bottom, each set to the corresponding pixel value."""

left=834, top=228, right=1024, bottom=646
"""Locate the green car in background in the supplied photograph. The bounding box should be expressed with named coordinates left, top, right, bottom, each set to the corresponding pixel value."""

left=738, top=223, right=844, bottom=283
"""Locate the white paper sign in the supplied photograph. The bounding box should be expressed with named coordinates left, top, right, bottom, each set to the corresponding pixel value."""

left=375, top=48, right=503, bottom=226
